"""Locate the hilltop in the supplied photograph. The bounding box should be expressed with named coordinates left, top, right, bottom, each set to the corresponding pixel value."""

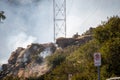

left=0, top=16, right=120, bottom=80
left=0, top=29, right=93, bottom=80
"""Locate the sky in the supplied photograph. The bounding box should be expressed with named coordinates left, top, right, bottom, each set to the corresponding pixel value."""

left=0, top=0, right=120, bottom=64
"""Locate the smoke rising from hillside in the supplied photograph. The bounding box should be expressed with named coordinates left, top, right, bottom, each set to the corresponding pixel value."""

left=40, top=47, right=52, bottom=58
left=8, top=32, right=37, bottom=50
left=0, top=0, right=53, bottom=64
left=0, top=0, right=120, bottom=64
left=8, top=0, right=40, bottom=5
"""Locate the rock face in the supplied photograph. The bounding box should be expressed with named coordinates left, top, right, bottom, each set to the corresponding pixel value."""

left=0, top=34, right=92, bottom=79
left=8, top=47, right=24, bottom=64
left=0, top=43, right=56, bottom=79
left=56, top=35, right=92, bottom=48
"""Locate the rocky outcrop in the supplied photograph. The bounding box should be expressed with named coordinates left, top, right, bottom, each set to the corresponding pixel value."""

left=0, top=43, right=56, bottom=79
left=8, top=47, right=24, bottom=64
left=0, top=34, right=92, bottom=79
left=56, top=35, right=92, bottom=48
left=56, top=37, right=75, bottom=48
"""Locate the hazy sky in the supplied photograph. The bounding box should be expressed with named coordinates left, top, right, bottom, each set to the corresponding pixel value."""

left=0, top=0, right=120, bottom=64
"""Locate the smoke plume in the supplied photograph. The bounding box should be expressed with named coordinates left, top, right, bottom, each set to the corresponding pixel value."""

left=0, top=0, right=53, bottom=64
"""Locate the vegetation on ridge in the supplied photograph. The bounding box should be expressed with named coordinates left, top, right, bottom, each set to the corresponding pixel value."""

left=41, top=16, right=120, bottom=80
left=2, top=16, right=120, bottom=80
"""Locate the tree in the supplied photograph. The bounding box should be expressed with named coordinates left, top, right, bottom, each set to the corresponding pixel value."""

left=0, top=11, right=6, bottom=22
left=101, top=38, right=120, bottom=76
left=94, top=16, right=120, bottom=77
left=94, top=16, right=120, bottom=43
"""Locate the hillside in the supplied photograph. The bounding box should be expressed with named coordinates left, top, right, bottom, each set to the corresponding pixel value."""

left=0, top=16, right=120, bottom=80
left=0, top=43, right=56, bottom=79
left=41, top=16, right=120, bottom=80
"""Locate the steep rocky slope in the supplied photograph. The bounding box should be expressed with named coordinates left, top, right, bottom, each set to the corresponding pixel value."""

left=0, top=32, right=92, bottom=79
left=0, top=43, right=56, bottom=79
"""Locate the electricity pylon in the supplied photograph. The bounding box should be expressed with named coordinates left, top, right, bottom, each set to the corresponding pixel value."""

left=53, top=0, right=66, bottom=41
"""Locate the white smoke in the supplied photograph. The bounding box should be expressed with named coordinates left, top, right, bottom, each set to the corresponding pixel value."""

left=39, top=47, right=52, bottom=58
left=23, top=54, right=28, bottom=63
left=7, top=32, right=37, bottom=51
left=8, top=0, right=41, bottom=5
left=13, top=0, right=33, bottom=4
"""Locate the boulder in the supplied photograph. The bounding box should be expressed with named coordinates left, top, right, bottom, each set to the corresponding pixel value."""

left=56, top=35, right=92, bottom=48
left=8, top=47, right=24, bottom=64
left=56, top=37, right=75, bottom=48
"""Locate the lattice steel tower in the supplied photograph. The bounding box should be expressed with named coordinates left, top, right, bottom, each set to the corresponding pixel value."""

left=53, top=0, right=66, bottom=41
